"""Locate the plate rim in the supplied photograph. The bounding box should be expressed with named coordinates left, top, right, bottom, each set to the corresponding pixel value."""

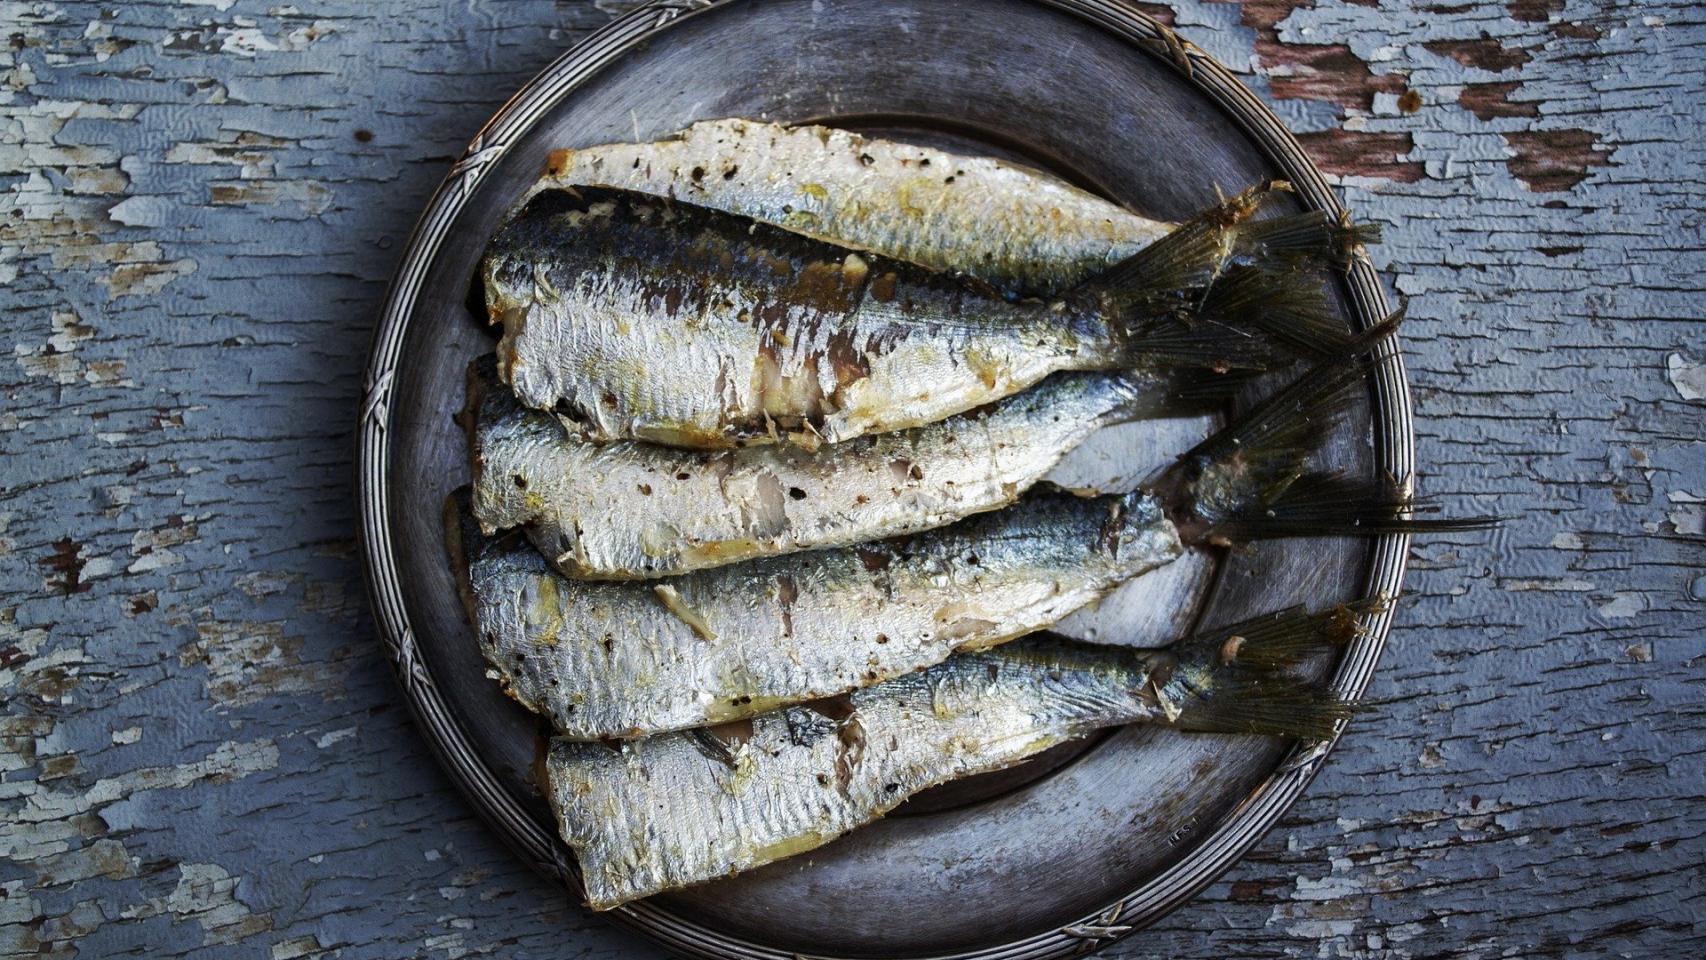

left=356, top=1, right=1415, bottom=957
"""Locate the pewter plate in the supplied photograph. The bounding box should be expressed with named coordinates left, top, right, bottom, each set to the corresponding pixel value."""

left=358, top=1, right=1413, bottom=957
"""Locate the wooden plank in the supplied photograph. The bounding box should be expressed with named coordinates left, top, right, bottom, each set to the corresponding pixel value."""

left=1, top=1, right=1699, bottom=957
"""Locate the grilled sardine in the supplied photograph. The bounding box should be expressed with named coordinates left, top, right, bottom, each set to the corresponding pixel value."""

left=483, top=183, right=1359, bottom=449
left=469, top=355, right=1193, bottom=579
left=549, top=612, right=1360, bottom=910
left=528, top=118, right=1173, bottom=297
left=463, top=487, right=1182, bottom=739
left=464, top=317, right=1494, bottom=740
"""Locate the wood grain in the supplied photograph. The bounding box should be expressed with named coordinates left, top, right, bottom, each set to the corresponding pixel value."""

left=1, top=1, right=1701, bottom=958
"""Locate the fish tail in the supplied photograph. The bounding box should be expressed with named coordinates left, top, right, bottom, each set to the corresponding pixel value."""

left=1088, top=181, right=1280, bottom=296
left=1154, top=601, right=1382, bottom=739
left=1230, top=207, right=1381, bottom=271
left=1206, top=472, right=1507, bottom=540
left=1180, top=599, right=1386, bottom=673
left=1155, top=312, right=1501, bottom=540
left=1159, top=312, right=1402, bottom=494
left=1164, top=677, right=1357, bottom=740
left=1088, top=183, right=1378, bottom=373
left=1109, top=265, right=1354, bottom=377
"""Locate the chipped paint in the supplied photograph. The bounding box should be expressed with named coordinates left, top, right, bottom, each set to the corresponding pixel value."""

left=180, top=616, right=349, bottom=707
left=1666, top=352, right=1705, bottom=401
left=0, top=1, right=1700, bottom=958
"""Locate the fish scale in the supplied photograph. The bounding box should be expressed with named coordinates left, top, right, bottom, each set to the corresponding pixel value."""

left=486, top=186, right=1108, bottom=449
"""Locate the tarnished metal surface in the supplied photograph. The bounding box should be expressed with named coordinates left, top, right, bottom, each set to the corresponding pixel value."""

left=1, top=2, right=1700, bottom=960
left=367, top=0, right=1393, bottom=954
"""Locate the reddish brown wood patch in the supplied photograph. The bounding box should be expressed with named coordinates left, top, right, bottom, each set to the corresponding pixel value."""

left=1297, top=129, right=1424, bottom=182
left=1424, top=37, right=1534, bottom=72
left=1507, top=0, right=1564, bottom=22
left=1552, top=20, right=1602, bottom=40
left=1501, top=129, right=1612, bottom=191
left=1459, top=81, right=1541, bottom=120
left=1209, top=0, right=1424, bottom=180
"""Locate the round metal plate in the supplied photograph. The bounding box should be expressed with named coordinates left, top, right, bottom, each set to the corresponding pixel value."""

left=358, top=1, right=1413, bottom=957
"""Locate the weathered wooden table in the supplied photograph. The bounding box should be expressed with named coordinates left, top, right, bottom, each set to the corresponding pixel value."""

left=3, top=1, right=1701, bottom=957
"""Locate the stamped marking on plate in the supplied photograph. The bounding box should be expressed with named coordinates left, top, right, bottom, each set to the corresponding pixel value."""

left=361, top=368, right=394, bottom=429
left=452, top=132, right=510, bottom=202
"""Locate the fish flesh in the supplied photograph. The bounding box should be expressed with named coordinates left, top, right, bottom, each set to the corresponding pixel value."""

left=467, top=355, right=1202, bottom=579
left=548, top=613, right=1357, bottom=910
left=527, top=117, right=1174, bottom=298
left=461, top=486, right=1182, bottom=739
left=483, top=182, right=1349, bottom=449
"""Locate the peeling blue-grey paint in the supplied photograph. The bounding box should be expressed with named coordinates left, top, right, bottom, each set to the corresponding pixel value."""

left=1, top=1, right=1702, bottom=958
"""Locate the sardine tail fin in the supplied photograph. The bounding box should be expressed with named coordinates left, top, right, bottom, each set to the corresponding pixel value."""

left=1180, top=599, right=1387, bottom=673
left=1114, top=266, right=1355, bottom=379
left=1190, top=265, right=1356, bottom=361
left=1155, top=311, right=1499, bottom=540
left=1089, top=180, right=1280, bottom=295
left=1231, top=208, right=1380, bottom=272
left=1088, top=184, right=1381, bottom=371
left=1167, top=679, right=1357, bottom=740
left=1182, top=309, right=1404, bottom=464
left=1204, top=472, right=1506, bottom=540
left=1153, top=602, right=1389, bottom=739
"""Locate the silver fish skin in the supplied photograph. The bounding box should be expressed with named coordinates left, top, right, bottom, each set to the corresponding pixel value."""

left=547, top=597, right=1366, bottom=911
left=549, top=638, right=1182, bottom=910
left=465, top=488, right=1181, bottom=739
left=528, top=117, right=1173, bottom=298
left=468, top=355, right=1183, bottom=579
left=486, top=186, right=1130, bottom=450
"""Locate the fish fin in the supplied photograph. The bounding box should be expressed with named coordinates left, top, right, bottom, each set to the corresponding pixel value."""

left=1164, top=677, right=1357, bottom=740
left=1204, top=472, right=1506, bottom=540
left=1180, top=598, right=1387, bottom=673
left=1143, top=366, right=1268, bottom=413
left=1191, top=265, right=1355, bottom=360
left=1088, top=181, right=1280, bottom=296
left=1085, top=184, right=1377, bottom=371
left=1179, top=308, right=1404, bottom=468
left=1156, top=601, right=1402, bottom=739
left=1113, top=264, right=1353, bottom=375
left=1154, top=311, right=1500, bottom=540
left=1151, top=313, right=1397, bottom=528
left=1230, top=208, right=1381, bottom=271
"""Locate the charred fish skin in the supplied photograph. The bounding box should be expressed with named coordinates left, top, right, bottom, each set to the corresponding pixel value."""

left=528, top=117, right=1174, bottom=298
left=466, top=487, right=1182, bottom=740
left=468, top=354, right=1181, bottom=579
left=548, top=637, right=1176, bottom=911
left=485, top=186, right=1114, bottom=449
